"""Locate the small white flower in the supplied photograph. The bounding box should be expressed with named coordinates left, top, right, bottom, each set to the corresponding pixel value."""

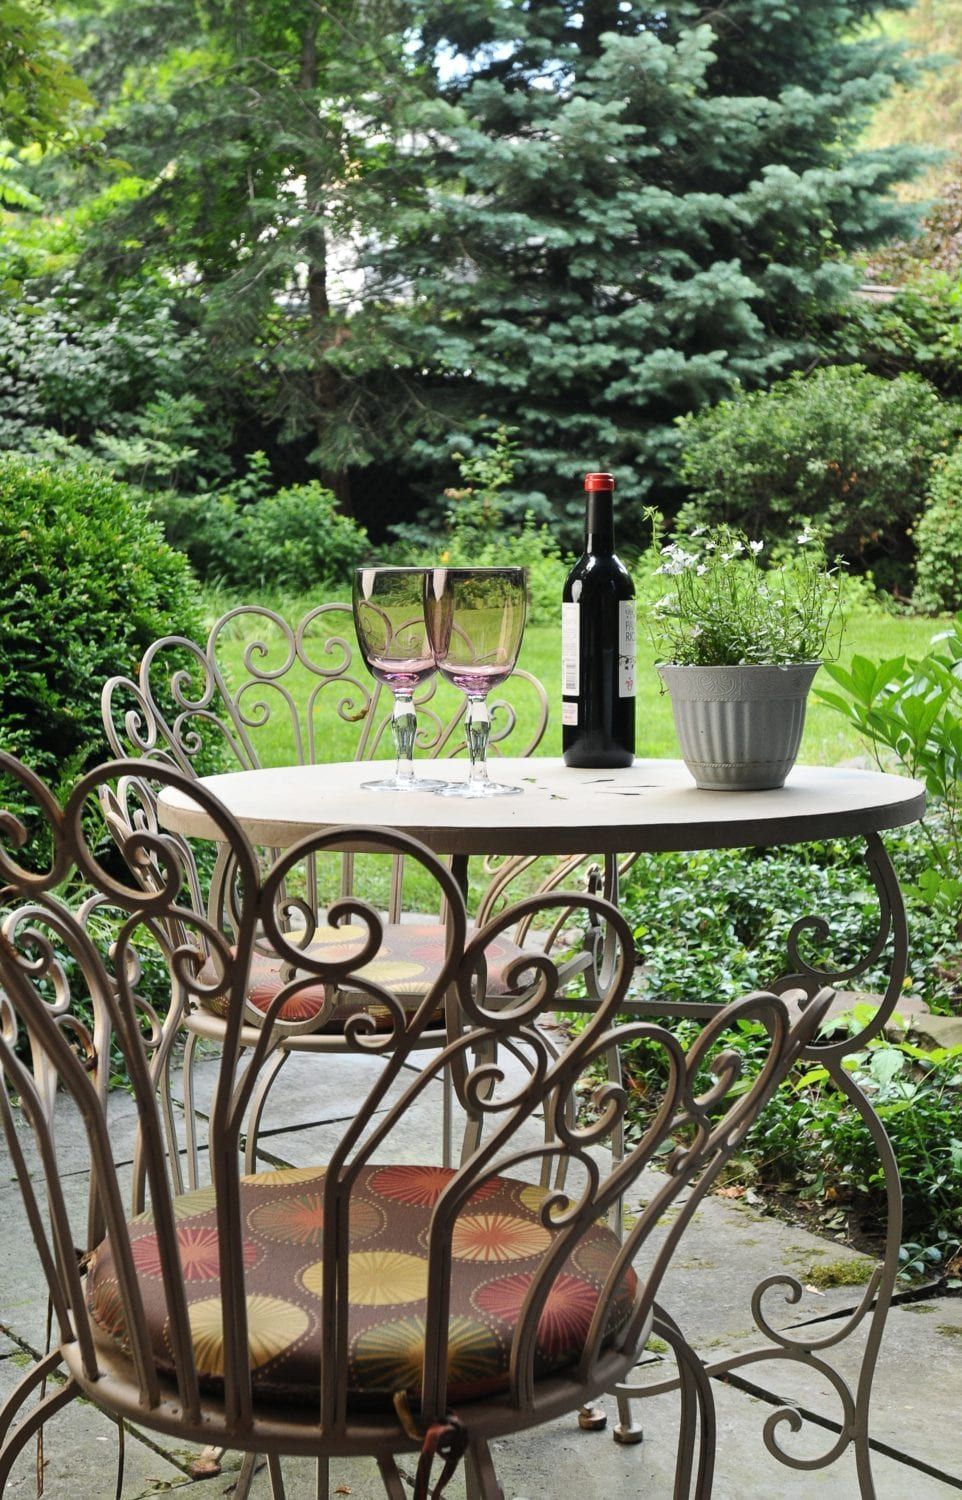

left=655, top=594, right=673, bottom=609
left=796, top=530, right=813, bottom=545
left=691, top=524, right=706, bottom=536
left=730, top=540, right=744, bottom=553
left=749, top=540, right=764, bottom=554
left=696, top=563, right=707, bottom=575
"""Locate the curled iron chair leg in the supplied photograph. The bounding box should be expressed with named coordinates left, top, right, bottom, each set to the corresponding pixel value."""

left=376, top=1454, right=408, bottom=1499
left=655, top=1307, right=716, bottom=1500
left=243, top=1045, right=290, bottom=1175
left=0, top=1373, right=78, bottom=1493
left=464, top=1438, right=505, bottom=1500
left=231, top=1450, right=260, bottom=1499
left=0, top=1348, right=66, bottom=1450
left=267, top=1451, right=287, bottom=1498
left=188, top=1443, right=225, bottom=1478
left=578, top=1401, right=608, bottom=1431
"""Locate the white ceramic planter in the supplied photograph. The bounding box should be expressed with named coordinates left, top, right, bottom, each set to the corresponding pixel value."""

left=659, top=662, right=820, bottom=791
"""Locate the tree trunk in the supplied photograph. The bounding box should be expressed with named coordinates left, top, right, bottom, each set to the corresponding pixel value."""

left=300, top=13, right=354, bottom=518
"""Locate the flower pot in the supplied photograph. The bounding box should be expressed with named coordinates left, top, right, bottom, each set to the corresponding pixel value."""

left=659, top=662, right=820, bottom=791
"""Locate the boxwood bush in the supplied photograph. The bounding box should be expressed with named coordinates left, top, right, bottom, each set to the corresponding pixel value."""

left=676, top=365, right=958, bottom=588
left=230, top=481, right=369, bottom=592
left=0, top=454, right=202, bottom=797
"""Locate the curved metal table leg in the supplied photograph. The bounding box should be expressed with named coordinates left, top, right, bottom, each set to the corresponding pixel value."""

left=609, top=832, right=908, bottom=1497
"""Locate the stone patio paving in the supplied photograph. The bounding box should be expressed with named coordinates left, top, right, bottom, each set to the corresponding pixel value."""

left=1, top=1046, right=959, bottom=1498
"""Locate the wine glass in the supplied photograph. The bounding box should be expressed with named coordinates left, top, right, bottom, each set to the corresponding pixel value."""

left=425, top=566, right=527, bottom=797
left=352, top=567, right=445, bottom=793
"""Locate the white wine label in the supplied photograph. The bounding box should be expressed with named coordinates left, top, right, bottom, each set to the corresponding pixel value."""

left=562, top=701, right=578, bottom=725
left=619, top=600, right=636, bottom=698
left=561, top=602, right=580, bottom=695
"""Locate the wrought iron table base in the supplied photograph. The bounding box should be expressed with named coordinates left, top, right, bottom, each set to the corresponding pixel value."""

left=607, top=830, right=908, bottom=1499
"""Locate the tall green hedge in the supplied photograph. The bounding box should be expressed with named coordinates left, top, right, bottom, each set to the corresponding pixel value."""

left=0, top=455, right=202, bottom=795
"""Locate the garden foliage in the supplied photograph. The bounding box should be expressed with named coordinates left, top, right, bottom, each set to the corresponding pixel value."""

left=2, top=0, right=927, bottom=547
left=0, top=454, right=200, bottom=797
left=675, top=365, right=956, bottom=580
left=616, top=833, right=962, bottom=1264
left=150, top=476, right=370, bottom=590
left=913, top=447, right=962, bottom=614
left=818, top=624, right=962, bottom=924
left=394, top=429, right=570, bottom=626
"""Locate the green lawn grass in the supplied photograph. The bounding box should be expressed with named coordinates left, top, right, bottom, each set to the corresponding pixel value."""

left=201, top=589, right=948, bottom=770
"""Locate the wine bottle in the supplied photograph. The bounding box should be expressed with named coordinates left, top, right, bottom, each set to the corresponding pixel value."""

left=561, top=472, right=636, bottom=767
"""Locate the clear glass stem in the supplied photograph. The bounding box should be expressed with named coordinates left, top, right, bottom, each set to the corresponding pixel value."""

left=465, top=695, right=491, bottom=786
left=392, top=692, right=417, bottom=785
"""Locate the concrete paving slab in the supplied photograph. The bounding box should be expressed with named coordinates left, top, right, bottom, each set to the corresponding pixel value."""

left=176, top=1384, right=961, bottom=1499
left=691, top=1294, right=962, bottom=1484
left=0, top=1348, right=190, bottom=1498
left=640, top=1188, right=883, bottom=1351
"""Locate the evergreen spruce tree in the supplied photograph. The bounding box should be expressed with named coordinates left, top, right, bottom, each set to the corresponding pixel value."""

left=348, top=0, right=929, bottom=539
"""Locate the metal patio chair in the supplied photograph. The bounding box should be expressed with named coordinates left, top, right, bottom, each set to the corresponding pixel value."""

left=0, top=753, right=833, bottom=1499
left=99, top=602, right=568, bottom=1173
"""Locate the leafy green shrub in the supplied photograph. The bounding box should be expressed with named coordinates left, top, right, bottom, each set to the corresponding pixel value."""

left=676, top=365, right=957, bottom=586
left=608, top=832, right=962, bottom=1263
left=837, top=273, right=962, bottom=401
left=750, top=1029, right=962, bottom=1257
left=914, top=447, right=962, bottom=613
left=230, top=481, right=369, bottom=591
left=0, top=282, right=229, bottom=484
left=148, top=490, right=244, bottom=582
left=0, top=454, right=202, bottom=796
left=817, top=626, right=962, bottom=928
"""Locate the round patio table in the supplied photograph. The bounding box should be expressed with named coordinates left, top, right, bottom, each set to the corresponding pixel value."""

left=158, top=754, right=922, bottom=855
left=158, top=756, right=924, bottom=1498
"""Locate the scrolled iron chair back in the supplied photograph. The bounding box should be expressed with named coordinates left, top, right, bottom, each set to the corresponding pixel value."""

left=101, top=602, right=549, bottom=776
left=0, top=753, right=834, bottom=1496
left=100, top=600, right=551, bottom=932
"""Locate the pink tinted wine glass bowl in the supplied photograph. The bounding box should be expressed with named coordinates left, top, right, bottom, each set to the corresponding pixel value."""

left=425, top=566, right=527, bottom=798
left=352, top=566, right=446, bottom=793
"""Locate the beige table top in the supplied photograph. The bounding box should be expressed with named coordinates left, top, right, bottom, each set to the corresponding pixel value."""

left=156, top=758, right=925, bottom=858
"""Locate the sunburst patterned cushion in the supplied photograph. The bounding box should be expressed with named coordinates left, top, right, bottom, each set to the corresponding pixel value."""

left=86, top=1165, right=637, bottom=1409
left=200, top=921, right=529, bottom=1030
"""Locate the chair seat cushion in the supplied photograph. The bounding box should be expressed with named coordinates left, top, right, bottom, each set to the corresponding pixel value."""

left=86, top=1165, right=637, bottom=1410
left=201, top=921, right=528, bottom=1030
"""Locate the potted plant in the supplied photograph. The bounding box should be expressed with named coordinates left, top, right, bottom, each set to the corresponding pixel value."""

left=650, top=524, right=843, bottom=790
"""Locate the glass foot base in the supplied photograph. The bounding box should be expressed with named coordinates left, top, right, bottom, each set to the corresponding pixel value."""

left=360, top=775, right=448, bottom=793
left=436, top=779, right=522, bottom=798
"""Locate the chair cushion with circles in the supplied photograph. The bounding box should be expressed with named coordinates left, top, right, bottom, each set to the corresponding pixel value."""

left=86, top=1164, right=637, bottom=1409
left=199, top=921, right=532, bottom=1030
